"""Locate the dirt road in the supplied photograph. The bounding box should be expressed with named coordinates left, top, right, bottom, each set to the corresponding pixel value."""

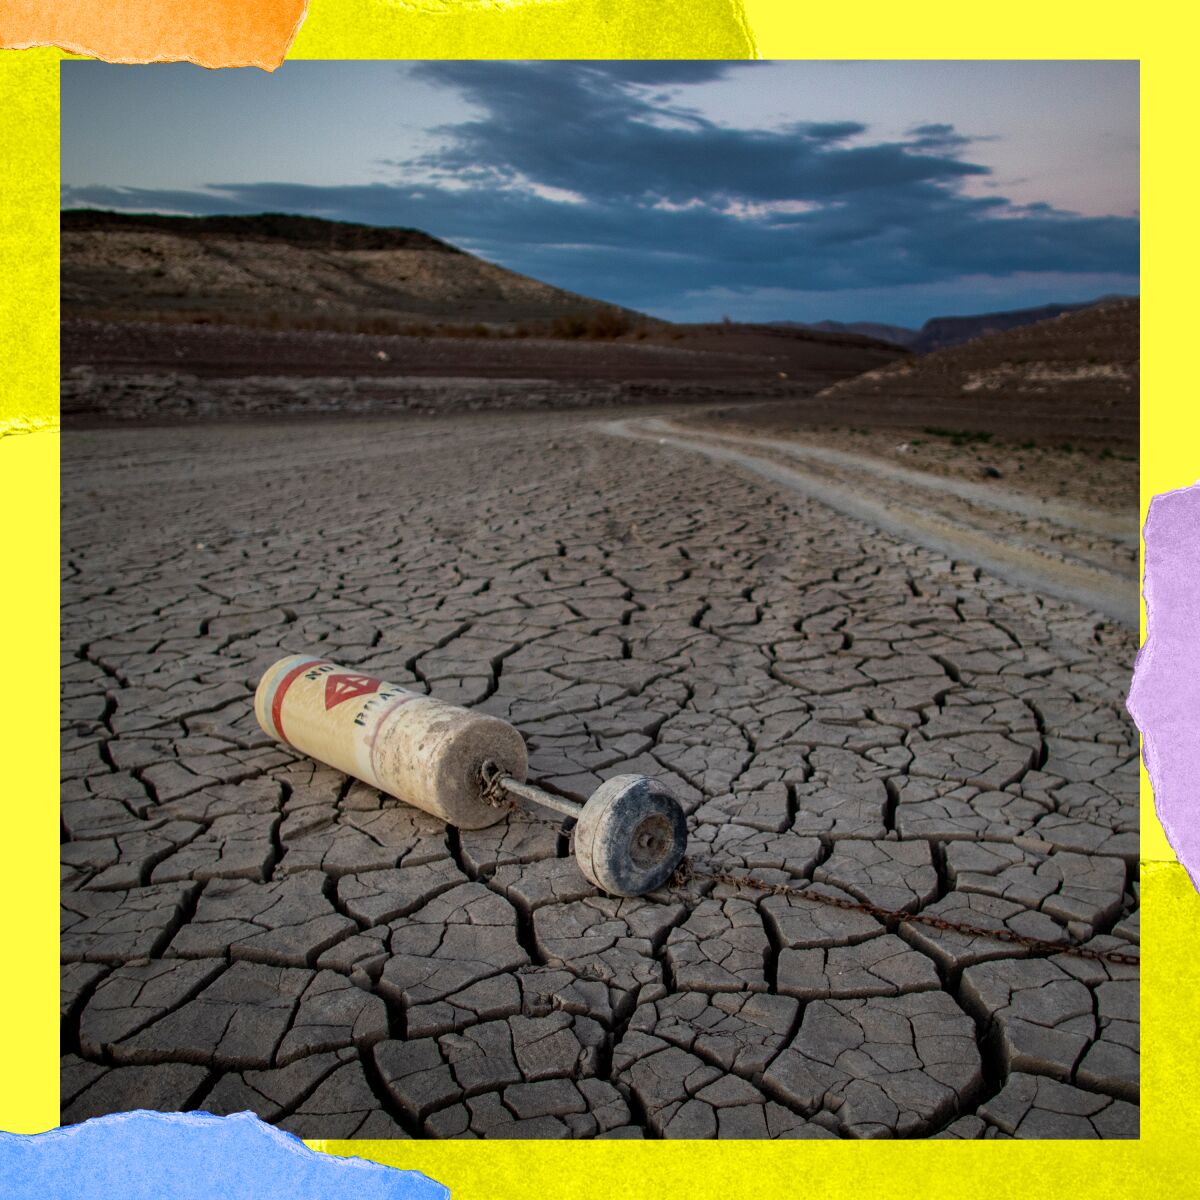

left=604, top=417, right=1138, bottom=627
left=61, top=410, right=1139, bottom=1139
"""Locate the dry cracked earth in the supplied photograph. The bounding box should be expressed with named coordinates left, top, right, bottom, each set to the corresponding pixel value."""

left=61, top=410, right=1139, bottom=1140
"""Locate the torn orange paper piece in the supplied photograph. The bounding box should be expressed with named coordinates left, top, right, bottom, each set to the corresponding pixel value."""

left=0, top=0, right=307, bottom=71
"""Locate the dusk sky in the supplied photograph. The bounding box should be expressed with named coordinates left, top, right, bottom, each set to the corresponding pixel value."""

left=60, top=60, right=1139, bottom=328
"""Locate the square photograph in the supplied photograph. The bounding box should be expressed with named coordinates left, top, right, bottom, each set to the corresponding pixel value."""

left=58, top=59, right=1139, bottom=1140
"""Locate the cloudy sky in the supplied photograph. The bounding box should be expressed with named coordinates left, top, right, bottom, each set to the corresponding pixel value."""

left=61, top=60, right=1138, bottom=328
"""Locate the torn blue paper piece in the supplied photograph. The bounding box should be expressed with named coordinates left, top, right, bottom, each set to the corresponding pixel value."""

left=0, top=1109, right=448, bottom=1200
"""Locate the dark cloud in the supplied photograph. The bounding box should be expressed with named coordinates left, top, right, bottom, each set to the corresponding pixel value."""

left=571, top=61, right=754, bottom=85
left=403, top=61, right=991, bottom=207
left=62, top=62, right=1138, bottom=320
left=799, top=121, right=869, bottom=142
left=906, top=122, right=996, bottom=154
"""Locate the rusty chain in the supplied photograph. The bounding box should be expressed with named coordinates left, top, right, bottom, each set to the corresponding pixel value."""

left=479, top=761, right=515, bottom=812
left=671, top=856, right=1140, bottom=967
left=477, top=765, right=1140, bottom=970
left=479, top=762, right=577, bottom=828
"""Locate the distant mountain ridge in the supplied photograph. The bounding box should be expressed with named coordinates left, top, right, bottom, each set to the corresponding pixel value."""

left=778, top=295, right=1136, bottom=354
left=908, top=297, right=1134, bottom=353
left=772, top=319, right=919, bottom=348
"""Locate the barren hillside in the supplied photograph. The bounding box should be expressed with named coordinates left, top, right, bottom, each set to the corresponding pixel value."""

left=61, top=209, right=632, bottom=328
left=806, top=298, right=1139, bottom=447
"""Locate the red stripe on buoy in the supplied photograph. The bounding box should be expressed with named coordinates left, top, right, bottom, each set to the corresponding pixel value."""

left=272, top=658, right=321, bottom=746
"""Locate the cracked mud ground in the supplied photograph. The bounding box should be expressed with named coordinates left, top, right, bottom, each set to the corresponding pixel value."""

left=61, top=411, right=1139, bottom=1139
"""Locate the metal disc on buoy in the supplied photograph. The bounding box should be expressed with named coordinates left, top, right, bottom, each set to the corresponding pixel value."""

left=573, top=774, right=688, bottom=897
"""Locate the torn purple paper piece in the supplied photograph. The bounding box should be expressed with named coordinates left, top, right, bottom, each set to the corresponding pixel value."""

left=1127, top=481, right=1200, bottom=890
left=0, top=1109, right=448, bottom=1200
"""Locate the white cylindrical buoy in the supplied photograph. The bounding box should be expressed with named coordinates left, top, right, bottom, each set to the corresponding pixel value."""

left=255, top=653, right=527, bottom=829
left=255, top=652, right=689, bottom=894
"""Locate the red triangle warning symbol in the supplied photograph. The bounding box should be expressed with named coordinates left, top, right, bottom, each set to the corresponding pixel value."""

left=324, top=673, right=382, bottom=710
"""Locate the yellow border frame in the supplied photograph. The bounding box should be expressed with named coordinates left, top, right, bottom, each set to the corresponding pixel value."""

left=3, top=3, right=1195, bottom=1194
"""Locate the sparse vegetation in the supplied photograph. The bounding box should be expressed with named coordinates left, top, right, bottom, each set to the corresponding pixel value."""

left=548, top=307, right=637, bottom=340
left=922, top=427, right=994, bottom=447
left=585, top=307, right=635, bottom=339
left=550, top=314, right=588, bottom=339
left=538, top=309, right=656, bottom=341
left=74, top=304, right=652, bottom=343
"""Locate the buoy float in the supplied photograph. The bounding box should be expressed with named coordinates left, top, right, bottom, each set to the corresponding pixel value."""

left=255, top=654, right=687, bottom=896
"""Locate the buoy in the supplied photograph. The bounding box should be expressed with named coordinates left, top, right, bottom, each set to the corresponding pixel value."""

left=255, top=654, right=687, bottom=896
